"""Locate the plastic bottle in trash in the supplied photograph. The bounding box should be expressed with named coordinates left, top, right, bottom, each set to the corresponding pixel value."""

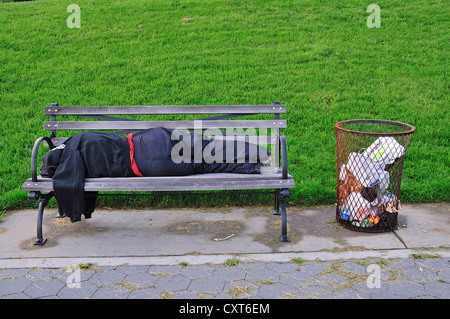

left=360, top=218, right=374, bottom=227
left=340, top=208, right=350, bottom=220
left=368, top=169, right=390, bottom=191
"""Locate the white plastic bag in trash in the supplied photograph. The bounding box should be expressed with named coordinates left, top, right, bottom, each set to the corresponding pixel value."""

left=346, top=152, right=385, bottom=188
left=344, top=192, right=370, bottom=221
left=363, top=137, right=405, bottom=165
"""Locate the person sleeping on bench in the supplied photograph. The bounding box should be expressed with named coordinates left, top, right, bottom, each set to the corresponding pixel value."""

left=40, top=127, right=276, bottom=222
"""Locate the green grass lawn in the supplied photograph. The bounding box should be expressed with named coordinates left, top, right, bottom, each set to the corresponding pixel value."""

left=0, top=0, right=448, bottom=213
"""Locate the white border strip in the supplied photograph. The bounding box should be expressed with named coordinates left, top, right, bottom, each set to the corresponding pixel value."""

left=1, top=249, right=448, bottom=269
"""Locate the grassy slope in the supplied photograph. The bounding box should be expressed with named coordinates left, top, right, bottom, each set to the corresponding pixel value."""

left=0, top=0, right=448, bottom=212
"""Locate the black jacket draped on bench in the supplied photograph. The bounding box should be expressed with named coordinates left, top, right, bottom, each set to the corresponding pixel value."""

left=40, top=127, right=270, bottom=222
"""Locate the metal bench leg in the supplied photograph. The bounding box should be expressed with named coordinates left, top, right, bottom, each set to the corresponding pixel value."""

left=278, top=189, right=290, bottom=242
left=34, top=194, right=51, bottom=246
left=272, top=192, right=280, bottom=215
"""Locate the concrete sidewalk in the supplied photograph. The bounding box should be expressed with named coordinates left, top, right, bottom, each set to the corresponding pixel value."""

left=0, top=203, right=448, bottom=299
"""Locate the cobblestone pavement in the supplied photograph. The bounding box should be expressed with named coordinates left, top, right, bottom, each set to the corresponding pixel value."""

left=1, top=256, right=448, bottom=299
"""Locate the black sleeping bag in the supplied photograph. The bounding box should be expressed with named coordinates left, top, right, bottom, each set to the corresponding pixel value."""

left=41, top=127, right=270, bottom=222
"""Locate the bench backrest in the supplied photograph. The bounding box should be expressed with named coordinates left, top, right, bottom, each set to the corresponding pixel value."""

left=43, top=102, right=287, bottom=166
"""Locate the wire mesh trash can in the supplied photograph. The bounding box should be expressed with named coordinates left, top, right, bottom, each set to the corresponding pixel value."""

left=335, top=120, right=415, bottom=232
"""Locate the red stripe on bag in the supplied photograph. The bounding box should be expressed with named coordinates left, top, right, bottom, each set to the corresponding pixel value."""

left=127, top=134, right=144, bottom=177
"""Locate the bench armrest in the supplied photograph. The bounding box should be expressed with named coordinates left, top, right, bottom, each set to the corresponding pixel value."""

left=280, top=135, right=289, bottom=179
left=31, top=137, right=54, bottom=182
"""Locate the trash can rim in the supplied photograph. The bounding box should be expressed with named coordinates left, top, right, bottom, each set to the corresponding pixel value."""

left=334, top=119, right=416, bottom=136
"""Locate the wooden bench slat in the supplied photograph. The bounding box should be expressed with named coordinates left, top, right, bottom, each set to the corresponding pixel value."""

left=22, top=175, right=295, bottom=192
left=83, top=179, right=295, bottom=192
left=25, top=173, right=294, bottom=183
left=44, top=120, right=287, bottom=131
left=84, top=173, right=292, bottom=182
left=48, top=135, right=280, bottom=146
left=44, top=105, right=287, bottom=115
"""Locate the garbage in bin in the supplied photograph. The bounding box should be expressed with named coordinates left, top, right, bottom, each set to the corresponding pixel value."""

left=338, top=166, right=363, bottom=204
left=381, top=191, right=404, bottom=213
left=342, top=152, right=390, bottom=189
left=338, top=152, right=402, bottom=228
left=335, top=119, right=415, bottom=232
left=363, top=136, right=405, bottom=165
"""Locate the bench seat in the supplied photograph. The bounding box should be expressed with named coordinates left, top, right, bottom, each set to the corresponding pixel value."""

left=23, top=173, right=295, bottom=192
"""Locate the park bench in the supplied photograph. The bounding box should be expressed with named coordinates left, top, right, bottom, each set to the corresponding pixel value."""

left=22, top=102, right=295, bottom=245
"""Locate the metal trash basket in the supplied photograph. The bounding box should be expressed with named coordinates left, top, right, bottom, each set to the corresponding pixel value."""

left=335, top=119, right=415, bottom=232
